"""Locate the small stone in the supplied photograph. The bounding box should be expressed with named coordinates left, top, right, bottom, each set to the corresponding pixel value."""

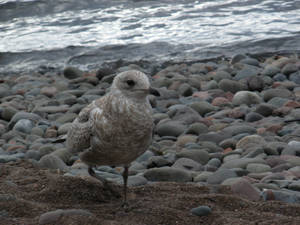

left=221, top=158, right=266, bottom=169
left=38, top=154, right=68, bottom=171
left=186, top=122, right=208, bottom=135
left=1, top=106, right=18, bottom=121
left=13, top=119, right=35, bottom=134
left=262, top=65, right=280, bottom=77
left=263, top=88, right=292, bottom=102
left=236, top=134, right=266, bottom=150
left=235, top=65, right=260, bottom=80
left=247, top=75, right=264, bottom=91
left=155, top=120, right=186, bottom=137
left=207, top=168, right=237, bottom=184
left=189, top=101, right=216, bottom=116
left=41, top=86, right=57, bottom=97
left=39, top=209, right=93, bottom=225
left=245, top=112, right=263, bottom=122
left=144, top=167, right=192, bottom=182
left=191, top=206, right=211, bottom=216
left=177, top=149, right=210, bottom=165
left=172, top=158, right=203, bottom=171
left=255, top=103, right=275, bottom=116
left=282, top=63, right=298, bottom=75
left=194, top=171, right=214, bottom=182
left=63, top=67, right=83, bottom=79
left=231, top=178, right=260, bottom=201
left=218, top=79, right=245, bottom=93
left=178, top=83, right=193, bottom=97
left=232, top=91, right=262, bottom=106
left=246, top=163, right=271, bottom=173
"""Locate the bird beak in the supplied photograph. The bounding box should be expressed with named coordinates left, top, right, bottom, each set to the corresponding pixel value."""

left=149, top=87, right=160, bottom=96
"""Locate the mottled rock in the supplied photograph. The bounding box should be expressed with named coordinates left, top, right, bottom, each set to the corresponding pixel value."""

left=176, top=149, right=210, bottom=165
left=38, top=154, right=68, bottom=171
left=263, top=88, right=292, bottom=102
left=172, top=158, right=203, bottom=171
left=231, top=179, right=260, bottom=201
left=144, top=167, right=192, bottom=182
left=63, top=67, right=83, bottom=79
left=13, top=119, right=35, bottom=134
left=219, top=79, right=244, bottom=93
left=207, top=168, right=237, bottom=184
left=232, top=91, right=262, bottom=106
left=236, top=135, right=266, bottom=150
left=191, top=206, right=212, bottom=217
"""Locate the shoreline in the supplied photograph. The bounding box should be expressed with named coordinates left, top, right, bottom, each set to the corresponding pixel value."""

left=0, top=52, right=300, bottom=224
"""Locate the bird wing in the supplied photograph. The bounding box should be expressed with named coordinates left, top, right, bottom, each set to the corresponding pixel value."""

left=66, top=100, right=103, bottom=154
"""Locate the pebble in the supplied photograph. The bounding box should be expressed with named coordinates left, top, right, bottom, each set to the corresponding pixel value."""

left=176, top=149, right=210, bottom=165
left=144, top=167, right=192, bottom=182
left=191, top=205, right=212, bottom=217
left=232, top=91, right=262, bottom=106
left=39, top=209, right=93, bottom=225
left=38, top=154, right=68, bottom=171
left=206, top=168, right=237, bottom=184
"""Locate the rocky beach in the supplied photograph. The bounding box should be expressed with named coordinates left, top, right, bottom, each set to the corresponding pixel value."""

left=0, top=53, right=300, bottom=224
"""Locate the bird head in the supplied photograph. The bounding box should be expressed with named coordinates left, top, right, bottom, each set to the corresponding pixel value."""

left=111, top=70, right=160, bottom=99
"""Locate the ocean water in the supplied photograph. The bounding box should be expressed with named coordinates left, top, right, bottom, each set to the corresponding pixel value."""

left=0, top=0, right=300, bottom=73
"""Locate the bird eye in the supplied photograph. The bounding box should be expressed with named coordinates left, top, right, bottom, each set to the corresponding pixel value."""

left=126, top=79, right=135, bottom=86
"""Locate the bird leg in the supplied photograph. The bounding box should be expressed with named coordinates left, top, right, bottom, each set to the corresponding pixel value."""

left=122, top=166, right=129, bottom=207
left=88, top=166, right=120, bottom=197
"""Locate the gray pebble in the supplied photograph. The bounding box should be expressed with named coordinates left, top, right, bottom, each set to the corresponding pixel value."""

left=191, top=205, right=212, bottom=216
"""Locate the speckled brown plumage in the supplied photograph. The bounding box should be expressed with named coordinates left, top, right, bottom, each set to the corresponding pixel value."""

left=66, top=70, right=158, bottom=206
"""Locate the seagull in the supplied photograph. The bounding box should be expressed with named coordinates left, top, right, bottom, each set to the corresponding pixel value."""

left=66, top=70, right=159, bottom=206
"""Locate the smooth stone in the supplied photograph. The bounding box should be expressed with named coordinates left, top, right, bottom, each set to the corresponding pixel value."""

left=247, top=75, right=264, bottom=91
left=213, top=70, right=232, bottom=82
left=176, top=135, right=198, bottom=148
left=265, top=142, right=286, bottom=155
left=191, top=206, right=212, bottom=217
left=230, top=178, right=260, bottom=201
left=189, top=101, right=216, bottom=116
left=245, top=112, right=263, bottom=122
left=218, top=79, right=244, bottom=93
left=255, top=103, right=275, bottom=116
left=271, top=163, right=292, bottom=173
left=263, top=88, right=292, bottom=102
left=268, top=97, right=290, bottom=107
left=254, top=183, right=280, bottom=190
left=231, top=54, right=247, bottom=64
left=246, top=163, right=271, bottom=173
left=194, top=171, right=214, bottom=182
left=280, top=155, right=300, bottom=167
left=223, top=125, right=256, bottom=137
left=288, top=141, right=300, bottom=148
left=25, top=150, right=41, bottom=160
left=168, top=105, right=203, bottom=125
left=0, top=154, right=22, bottom=163
left=8, top=111, right=41, bottom=130
left=207, top=158, right=221, bottom=168
left=56, top=113, right=77, bottom=124
left=198, top=132, right=230, bottom=144
left=144, top=167, right=192, bottom=182
left=223, top=154, right=241, bottom=163
left=135, top=150, right=155, bottom=163
left=221, top=177, right=245, bottom=186
left=147, top=156, right=172, bottom=168
left=63, top=67, right=84, bottom=79
left=236, top=135, right=266, bottom=150
left=34, top=105, right=69, bottom=114
left=13, top=119, right=35, bottom=134
left=219, top=138, right=237, bottom=149
left=172, top=157, right=203, bottom=172
left=273, top=73, right=287, bottom=81
left=232, top=91, right=262, bottom=106
left=240, top=57, right=259, bottom=66
left=51, top=148, right=72, bottom=163
left=115, top=175, right=148, bottom=186
left=155, top=120, right=186, bottom=137
left=1, top=106, right=18, bottom=121
left=39, top=209, right=93, bottom=225
left=281, top=63, right=298, bottom=75
left=221, top=158, right=266, bottom=169
left=290, top=71, right=300, bottom=84
left=186, top=122, right=208, bottom=135
left=262, top=65, right=280, bottom=77
left=235, top=64, right=260, bottom=80
left=176, top=149, right=210, bottom=165
left=207, top=168, right=237, bottom=184
left=204, top=80, right=218, bottom=90
left=38, top=154, right=68, bottom=171
left=31, top=126, right=45, bottom=137
left=262, top=189, right=300, bottom=204
left=178, top=83, right=193, bottom=97
left=288, top=181, right=300, bottom=191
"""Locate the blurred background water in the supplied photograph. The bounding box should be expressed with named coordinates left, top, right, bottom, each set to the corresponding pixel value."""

left=1, top=0, right=300, bottom=73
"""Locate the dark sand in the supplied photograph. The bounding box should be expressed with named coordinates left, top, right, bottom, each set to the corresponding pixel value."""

left=1, top=160, right=300, bottom=225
